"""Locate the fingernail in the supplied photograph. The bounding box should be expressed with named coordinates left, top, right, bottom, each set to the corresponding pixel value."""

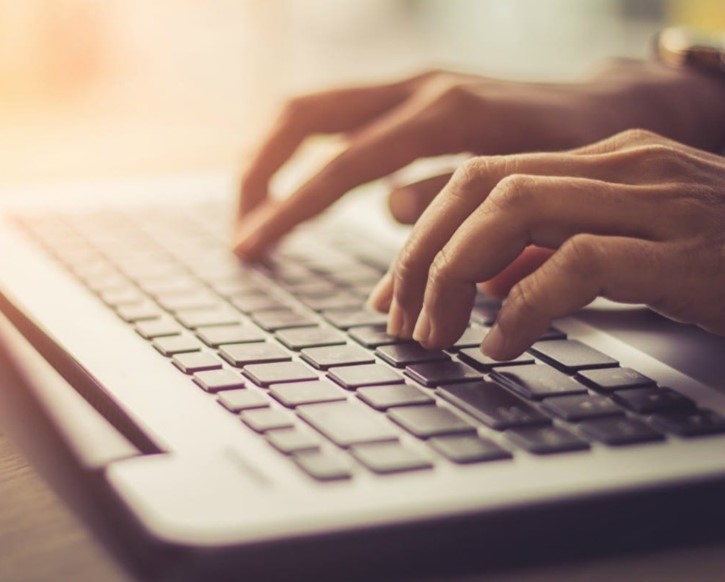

left=387, top=299, right=404, bottom=336
left=367, top=273, right=393, bottom=312
left=481, top=325, right=506, bottom=359
left=412, top=310, right=431, bottom=344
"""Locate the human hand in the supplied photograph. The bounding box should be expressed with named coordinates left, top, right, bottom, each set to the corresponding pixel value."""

left=234, top=62, right=725, bottom=259
left=367, top=129, right=725, bottom=360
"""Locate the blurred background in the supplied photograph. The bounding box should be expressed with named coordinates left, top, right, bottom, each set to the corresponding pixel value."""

left=0, top=0, right=723, bottom=188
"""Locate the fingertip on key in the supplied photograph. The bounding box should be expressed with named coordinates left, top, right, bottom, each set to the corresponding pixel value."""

left=387, top=299, right=404, bottom=336
left=367, top=272, right=394, bottom=312
left=412, top=310, right=431, bottom=345
left=481, top=325, right=507, bottom=360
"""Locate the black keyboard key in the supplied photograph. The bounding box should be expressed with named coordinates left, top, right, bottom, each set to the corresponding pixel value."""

left=506, top=426, right=589, bottom=455
left=541, top=394, right=623, bottom=421
left=528, top=340, right=618, bottom=373
left=176, top=307, right=241, bottom=329
left=429, top=435, right=512, bottom=464
left=134, top=318, right=183, bottom=339
left=388, top=405, right=476, bottom=438
left=492, top=365, right=587, bottom=400
left=458, top=348, right=534, bottom=371
left=243, top=362, right=318, bottom=387
left=438, top=381, right=550, bottom=430
left=348, top=325, right=404, bottom=348
left=576, top=367, right=656, bottom=392
left=240, top=408, right=295, bottom=432
left=193, top=369, right=245, bottom=392
left=172, top=352, right=223, bottom=373
left=152, top=335, right=201, bottom=356
left=449, top=326, right=489, bottom=351
left=376, top=343, right=450, bottom=367
left=267, top=429, right=320, bottom=454
left=196, top=325, right=265, bottom=347
left=293, top=451, right=351, bottom=481
left=300, top=345, right=374, bottom=370
left=275, top=327, right=346, bottom=350
left=405, top=361, right=481, bottom=387
left=470, top=305, right=498, bottom=326
left=251, top=309, right=316, bottom=331
left=270, top=380, right=346, bottom=407
left=217, top=389, right=268, bottom=412
left=612, top=387, right=694, bottom=414
left=298, top=401, right=398, bottom=447
left=351, top=442, right=432, bottom=474
left=230, top=295, right=288, bottom=314
left=219, top=343, right=291, bottom=367
left=538, top=327, right=567, bottom=341
left=328, top=364, right=404, bottom=389
left=322, top=308, right=389, bottom=330
left=357, top=384, right=434, bottom=410
left=579, top=417, right=664, bottom=446
left=117, top=302, right=163, bottom=322
left=650, top=409, right=725, bottom=437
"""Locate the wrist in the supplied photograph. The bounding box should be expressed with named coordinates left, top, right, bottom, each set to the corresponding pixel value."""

left=584, top=60, right=725, bottom=151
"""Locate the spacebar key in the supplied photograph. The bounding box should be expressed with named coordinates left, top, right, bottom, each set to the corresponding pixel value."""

left=298, top=402, right=398, bottom=447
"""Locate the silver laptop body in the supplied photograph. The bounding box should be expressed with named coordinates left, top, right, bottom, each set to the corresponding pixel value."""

left=1, top=173, right=723, bottom=579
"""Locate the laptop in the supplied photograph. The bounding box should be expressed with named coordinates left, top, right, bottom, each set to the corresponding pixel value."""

left=0, top=172, right=724, bottom=580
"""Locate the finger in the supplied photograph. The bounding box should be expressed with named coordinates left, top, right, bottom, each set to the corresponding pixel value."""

left=367, top=271, right=394, bottom=313
left=387, top=173, right=453, bottom=224
left=481, top=235, right=672, bottom=359
left=571, top=127, right=725, bottom=166
left=238, top=76, right=424, bottom=217
left=234, top=100, right=466, bottom=259
left=391, top=149, right=654, bottom=338
left=415, top=176, right=677, bottom=348
left=478, top=246, right=553, bottom=298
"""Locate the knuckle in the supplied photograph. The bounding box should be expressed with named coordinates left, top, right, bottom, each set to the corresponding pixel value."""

left=428, top=246, right=456, bottom=288
left=642, top=143, right=682, bottom=162
left=446, top=157, right=488, bottom=199
left=410, top=69, right=445, bottom=84
left=486, top=173, right=535, bottom=212
left=420, top=76, right=473, bottom=108
left=557, top=234, right=602, bottom=278
left=280, top=95, right=311, bottom=124
left=506, top=279, right=541, bottom=320
left=393, top=244, right=426, bottom=296
left=617, top=128, right=662, bottom=146
left=633, top=143, right=692, bottom=178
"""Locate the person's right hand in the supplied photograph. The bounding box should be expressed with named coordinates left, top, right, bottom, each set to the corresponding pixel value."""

left=368, top=128, right=725, bottom=360
left=234, top=62, right=725, bottom=259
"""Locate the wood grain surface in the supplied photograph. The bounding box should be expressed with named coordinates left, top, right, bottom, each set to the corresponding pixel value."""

left=0, top=429, right=127, bottom=582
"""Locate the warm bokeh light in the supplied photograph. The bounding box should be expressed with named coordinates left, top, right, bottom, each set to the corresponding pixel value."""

left=0, top=0, right=722, bottom=187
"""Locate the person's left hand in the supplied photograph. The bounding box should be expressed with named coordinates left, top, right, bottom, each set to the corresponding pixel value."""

left=367, top=128, right=725, bottom=360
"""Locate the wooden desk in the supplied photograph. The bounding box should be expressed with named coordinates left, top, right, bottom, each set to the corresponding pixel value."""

left=0, top=430, right=127, bottom=582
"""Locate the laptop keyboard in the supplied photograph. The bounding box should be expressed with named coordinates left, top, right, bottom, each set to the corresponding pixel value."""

left=9, top=204, right=725, bottom=481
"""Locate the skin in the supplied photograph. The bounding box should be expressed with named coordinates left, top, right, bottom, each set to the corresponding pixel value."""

left=235, top=60, right=725, bottom=359
left=370, top=129, right=725, bottom=360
